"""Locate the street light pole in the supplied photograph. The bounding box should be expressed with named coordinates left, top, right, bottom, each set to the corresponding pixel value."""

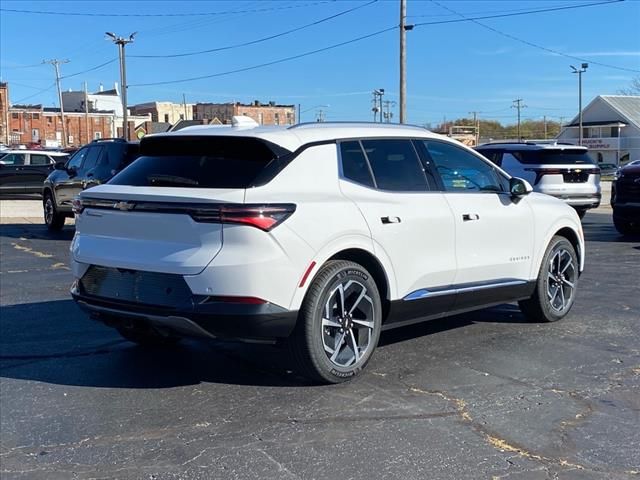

left=571, top=63, right=588, bottom=146
left=106, top=32, right=136, bottom=140
left=44, top=59, right=69, bottom=147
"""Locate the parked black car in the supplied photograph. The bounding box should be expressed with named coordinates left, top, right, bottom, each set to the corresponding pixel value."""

left=0, top=150, right=69, bottom=194
left=611, top=162, right=640, bottom=234
left=43, top=139, right=140, bottom=230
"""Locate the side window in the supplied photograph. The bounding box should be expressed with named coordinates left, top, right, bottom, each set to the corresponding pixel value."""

left=81, top=146, right=104, bottom=173
left=30, top=154, right=51, bottom=166
left=339, top=141, right=375, bottom=188
left=424, top=141, right=508, bottom=193
left=361, top=139, right=428, bottom=192
left=67, top=148, right=88, bottom=170
left=1, top=153, right=26, bottom=165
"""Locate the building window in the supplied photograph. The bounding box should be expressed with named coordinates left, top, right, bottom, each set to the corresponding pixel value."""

left=258, top=113, right=264, bottom=125
left=179, top=114, right=184, bottom=120
left=32, top=113, right=40, bottom=120
left=11, top=112, right=18, bottom=119
left=94, top=117, right=100, bottom=124
left=94, top=132, right=102, bottom=140
left=32, top=128, right=40, bottom=140
left=47, top=116, right=53, bottom=124
left=274, top=113, right=280, bottom=125
left=164, top=114, right=169, bottom=123
left=611, top=126, right=620, bottom=137
left=597, top=152, right=604, bottom=163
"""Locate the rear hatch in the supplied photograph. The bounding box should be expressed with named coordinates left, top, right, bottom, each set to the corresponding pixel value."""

left=73, top=135, right=290, bottom=275
left=518, top=148, right=600, bottom=192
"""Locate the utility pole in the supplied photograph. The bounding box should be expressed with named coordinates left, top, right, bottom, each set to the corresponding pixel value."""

left=511, top=98, right=527, bottom=141
left=372, top=89, right=384, bottom=122
left=106, top=32, right=136, bottom=140
left=315, top=109, right=326, bottom=122
left=84, top=81, right=90, bottom=144
left=44, top=59, right=69, bottom=148
left=383, top=100, right=396, bottom=123
left=543, top=115, right=547, bottom=140
left=469, top=110, right=481, bottom=145
left=571, top=63, right=588, bottom=146
left=182, top=93, right=187, bottom=120
left=400, top=0, right=406, bottom=124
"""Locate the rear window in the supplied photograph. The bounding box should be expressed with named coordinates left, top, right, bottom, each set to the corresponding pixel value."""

left=510, top=149, right=595, bottom=165
left=109, top=136, right=287, bottom=189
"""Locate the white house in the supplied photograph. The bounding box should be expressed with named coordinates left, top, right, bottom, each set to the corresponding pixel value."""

left=556, top=95, right=640, bottom=165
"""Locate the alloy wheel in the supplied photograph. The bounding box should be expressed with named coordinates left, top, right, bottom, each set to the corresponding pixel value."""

left=321, top=280, right=375, bottom=368
left=546, top=248, right=576, bottom=313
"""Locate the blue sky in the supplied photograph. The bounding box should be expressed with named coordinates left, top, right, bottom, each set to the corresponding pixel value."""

left=1, top=0, right=639, bottom=125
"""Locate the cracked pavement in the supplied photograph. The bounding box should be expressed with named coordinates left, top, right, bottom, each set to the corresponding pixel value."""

left=1, top=211, right=639, bottom=479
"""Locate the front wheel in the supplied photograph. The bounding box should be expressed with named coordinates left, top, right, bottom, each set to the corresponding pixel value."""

left=288, top=260, right=382, bottom=384
left=43, top=192, right=65, bottom=231
left=519, top=236, right=578, bottom=323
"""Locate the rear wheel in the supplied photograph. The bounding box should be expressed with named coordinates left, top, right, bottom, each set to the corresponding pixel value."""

left=43, top=192, right=65, bottom=231
left=289, top=260, right=382, bottom=384
left=519, top=236, right=578, bottom=323
left=116, top=323, right=180, bottom=348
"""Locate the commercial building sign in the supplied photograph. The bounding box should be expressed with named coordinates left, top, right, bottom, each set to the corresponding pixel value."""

left=581, top=137, right=620, bottom=150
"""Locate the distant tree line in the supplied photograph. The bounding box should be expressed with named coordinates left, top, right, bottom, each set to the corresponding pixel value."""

left=428, top=118, right=563, bottom=141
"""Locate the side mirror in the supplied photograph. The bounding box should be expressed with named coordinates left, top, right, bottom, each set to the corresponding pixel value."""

left=54, top=161, right=66, bottom=170
left=510, top=177, right=533, bottom=197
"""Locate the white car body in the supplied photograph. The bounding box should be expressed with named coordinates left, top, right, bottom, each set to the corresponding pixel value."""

left=70, top=121, right=585, bottom=379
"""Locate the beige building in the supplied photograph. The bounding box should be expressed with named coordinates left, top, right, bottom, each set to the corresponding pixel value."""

left=193, top=101, right=295, bottom=125
left=130, top=102, right=193, bottom=124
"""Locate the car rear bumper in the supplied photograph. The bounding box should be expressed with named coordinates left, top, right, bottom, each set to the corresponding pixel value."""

left=545, top=193, right=601, bottom=209
left=71, top=283, right=298, bottom=342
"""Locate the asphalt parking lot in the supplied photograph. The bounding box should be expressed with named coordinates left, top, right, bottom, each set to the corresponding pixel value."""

left=1, top=201, right=639, bottom=479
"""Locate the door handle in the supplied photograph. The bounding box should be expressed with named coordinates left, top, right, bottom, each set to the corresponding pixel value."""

left=462, top=213, right=480, bottom=221
left=381, top=216, right=401, bottom=224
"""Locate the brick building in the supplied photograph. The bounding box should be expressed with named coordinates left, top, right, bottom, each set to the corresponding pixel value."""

left=1, top=82, right=9, bottom=144
left=8, top=105, right=113, bottom=147
left=130, top=101, right=193, bottom=124
left=193, top=101, right=295, bottom=125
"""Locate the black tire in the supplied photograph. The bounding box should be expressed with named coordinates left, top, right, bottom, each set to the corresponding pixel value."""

left=116, top=323, right=180, bottom=348
left=519, top=236, right=578, bottom=323
left=43, top=192, right=65, bottom=231
left=613, top=214, right=638, bottom=236
left=288, top=260, right=382, bottom=384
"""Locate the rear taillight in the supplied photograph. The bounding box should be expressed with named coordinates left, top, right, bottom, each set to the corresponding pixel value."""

left=72, top=197, right=83, bottom=214
left=190, top=204, right=296, bottom=231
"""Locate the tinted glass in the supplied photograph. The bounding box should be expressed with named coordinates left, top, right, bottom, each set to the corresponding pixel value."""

left=1, top=153, right=26, bottom=165
left=424, top=141, right=508, bottom=193
left=110, top=136, right=280, bottom=189
left=30, top=154, right=51, bottom=166
left=476, top=149, right=502, bottom=166
left=339, top=141, right=374, bottom=188
left=67, top=148, right=87, bottom=169
left=361, top=139, right=427, bottom=191
left=81, top=146, right=104, bottom=172
left=510, top=149, right=595, bottom=165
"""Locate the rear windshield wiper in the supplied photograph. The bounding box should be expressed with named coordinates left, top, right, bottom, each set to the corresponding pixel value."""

left=147, top=174, right=199, bottom=187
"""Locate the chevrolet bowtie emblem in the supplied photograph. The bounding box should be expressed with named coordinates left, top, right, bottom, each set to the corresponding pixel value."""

left=114, top=201, right=135, bottom=211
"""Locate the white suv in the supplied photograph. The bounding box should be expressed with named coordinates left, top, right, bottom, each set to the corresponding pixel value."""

left=476, top=142, right=601, bottom=218
left=70, top=120, right=585, bottom=383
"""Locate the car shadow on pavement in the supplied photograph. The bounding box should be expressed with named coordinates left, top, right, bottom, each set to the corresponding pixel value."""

left=0, top=299, right=527, bottom=389
left=0, top=223, right=75, bottom=241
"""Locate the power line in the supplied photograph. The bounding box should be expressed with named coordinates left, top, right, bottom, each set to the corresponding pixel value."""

left=132, top=0, right=378, bottom=59
left=0, top=62, right=48, bottom=70
left=415, top=0, right=621, bottom=25
left=429, top=0, right=639, bottom=74
left=61, top=58, right=118, bottom=80
left=0, top=1, right=334, bottom=17
left=11, top=83, right=56, bottom=104
left=408, top=2, right=591, bottom=18
left=129, top=26, right=397, bottom=87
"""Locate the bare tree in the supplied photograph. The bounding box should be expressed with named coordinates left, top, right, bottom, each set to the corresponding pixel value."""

left=618, top=76, right=640, bottom=95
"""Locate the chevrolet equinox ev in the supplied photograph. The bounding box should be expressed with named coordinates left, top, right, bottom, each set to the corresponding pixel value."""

left=70, top=118, right=585, bottom=383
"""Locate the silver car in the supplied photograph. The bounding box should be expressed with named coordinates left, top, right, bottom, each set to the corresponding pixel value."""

left=476, top=142, right=601, bottom=218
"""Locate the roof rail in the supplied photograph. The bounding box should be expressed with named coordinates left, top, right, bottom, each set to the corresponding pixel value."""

left=91, top=138, right=128, bottom=143
left=288, top=121, right=428, bottom=130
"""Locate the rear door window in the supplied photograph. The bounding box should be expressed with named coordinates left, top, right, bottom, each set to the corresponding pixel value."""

left=80, top=146, right=104, bottom=173
left=67, top=148, right=88, bottom=170
left=1, top=153, right=26, bottom=165
left=339, top=141, right=375, bottom=188
left=110, top=136, right=285, bottom=189
left=360, top=139, right=428, bottom=191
